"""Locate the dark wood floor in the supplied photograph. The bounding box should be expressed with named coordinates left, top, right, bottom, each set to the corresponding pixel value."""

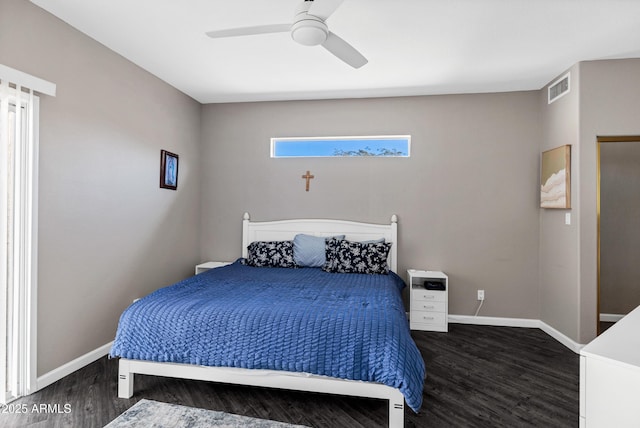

left=0, top=324, right=579, bottom=428
left=599, top=321, right=615, bottom=334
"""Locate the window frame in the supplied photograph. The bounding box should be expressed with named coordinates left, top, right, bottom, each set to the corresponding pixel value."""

left=270, top=135, right=411, bottom=158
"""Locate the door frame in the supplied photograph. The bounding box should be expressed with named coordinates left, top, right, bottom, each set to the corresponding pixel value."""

left=596, top=135, right=640, bottom=334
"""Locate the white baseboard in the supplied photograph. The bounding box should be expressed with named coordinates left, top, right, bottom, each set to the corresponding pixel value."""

left=600, top=313, right=624, bottom=323
left=538, top=321, right=584, bottom=354
left=448, top=314, right=539, bottom=328
left=36, top=341, right=113, bottom=392
left=448, top=314, right=584, bottom=354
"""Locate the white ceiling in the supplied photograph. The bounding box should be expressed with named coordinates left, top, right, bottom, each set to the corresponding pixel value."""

left=30, top=0, right=640, bottom=104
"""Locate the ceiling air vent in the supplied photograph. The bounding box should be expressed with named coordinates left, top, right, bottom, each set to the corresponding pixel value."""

left=548, top=72, right=570, bottom=104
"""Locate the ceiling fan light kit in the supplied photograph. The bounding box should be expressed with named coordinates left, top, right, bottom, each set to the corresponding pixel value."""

left=291, top=20, right=328, bottom=46
left=206, top=0, right=367, bottom=68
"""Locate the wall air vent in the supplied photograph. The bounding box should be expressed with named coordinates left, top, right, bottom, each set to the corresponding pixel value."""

left=548, top=72, right=570, bottom=104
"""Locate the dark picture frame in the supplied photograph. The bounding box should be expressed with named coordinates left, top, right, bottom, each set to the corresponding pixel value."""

left=160, top=150, right=179, bottom=190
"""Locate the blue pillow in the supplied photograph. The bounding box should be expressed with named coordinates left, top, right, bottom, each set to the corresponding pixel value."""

left=293, top=234, right=344, bottom=268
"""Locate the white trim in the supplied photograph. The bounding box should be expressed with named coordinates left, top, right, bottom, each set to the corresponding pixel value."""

left=600, top=313, right=625, bottom=323
left=36, top=341, right=113, bottom=391
left=539, top=320, right=584, bottom=354
left=449, top=314, right=584, bottom=354
left=448, top=314, right=539, bottom=328
left=0, top=64, right=56, bottom=97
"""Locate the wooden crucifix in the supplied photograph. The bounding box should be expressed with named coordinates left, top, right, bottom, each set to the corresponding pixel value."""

left=301, top=170, right=314, bottom=192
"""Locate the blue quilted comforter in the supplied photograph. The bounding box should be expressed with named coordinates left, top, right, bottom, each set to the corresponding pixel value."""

left=110, top=261, right=425, bottom=411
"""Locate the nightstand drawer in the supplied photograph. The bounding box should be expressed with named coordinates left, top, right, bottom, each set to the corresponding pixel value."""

left=410, top=311, right=446, bottom=326
left=412, top=290, right=446, bottom=302
left=411, top=300, right=446, bottom=313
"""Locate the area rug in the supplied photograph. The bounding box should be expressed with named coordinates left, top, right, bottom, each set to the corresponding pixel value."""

left=104, top=399, right=310, bottom=428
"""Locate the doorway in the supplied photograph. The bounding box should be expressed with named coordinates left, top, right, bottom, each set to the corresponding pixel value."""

left=597, top=136, right=640, bottom=334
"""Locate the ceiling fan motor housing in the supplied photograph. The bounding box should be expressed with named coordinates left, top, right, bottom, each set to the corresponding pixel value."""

left=291, top=0, right=328, bottom=46
left=291, top=19, right=328, bottom=46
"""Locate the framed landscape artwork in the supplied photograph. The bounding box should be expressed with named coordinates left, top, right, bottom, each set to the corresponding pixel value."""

left=540, top=145, right=571, bottom=209
left=160, top=150, right=179, bottom=190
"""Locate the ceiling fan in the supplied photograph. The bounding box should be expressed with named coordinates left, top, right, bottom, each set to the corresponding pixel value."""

left=205, top=0, right=368, bottom=69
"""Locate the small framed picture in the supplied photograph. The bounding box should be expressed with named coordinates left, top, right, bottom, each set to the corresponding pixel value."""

left=540, top=145, right=570, bottom=209
left=160, top=150, right=179, bottom=190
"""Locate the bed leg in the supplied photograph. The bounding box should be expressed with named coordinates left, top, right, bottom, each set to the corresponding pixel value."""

left=118, top=359, right=134, bottom=398
left=388, top=399, right=404, bottom=428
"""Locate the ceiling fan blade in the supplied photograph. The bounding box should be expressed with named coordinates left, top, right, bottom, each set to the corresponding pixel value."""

left=206, top=24, right=290, bottom=39
left=308, top=0, right=345, bottom=20
left=322, top=32, right=368, bottom=68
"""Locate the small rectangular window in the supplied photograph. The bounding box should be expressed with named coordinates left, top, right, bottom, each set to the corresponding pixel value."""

left=271, top=135, right=410, bottom=158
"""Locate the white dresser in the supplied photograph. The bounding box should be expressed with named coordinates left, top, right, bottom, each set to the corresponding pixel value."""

left=580, top=304, right=640, bottom=427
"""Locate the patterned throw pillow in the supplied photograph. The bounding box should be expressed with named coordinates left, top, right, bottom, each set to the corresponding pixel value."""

left=323, top=238, right=391, bottom=275
left=244, top=240, right=297, bottom=268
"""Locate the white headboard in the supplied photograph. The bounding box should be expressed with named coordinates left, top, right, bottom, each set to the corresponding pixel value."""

left=241, top=212, right=399, bottom=273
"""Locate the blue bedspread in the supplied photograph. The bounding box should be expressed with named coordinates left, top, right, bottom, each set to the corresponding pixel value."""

left=110, top=261, right=425, bottom=411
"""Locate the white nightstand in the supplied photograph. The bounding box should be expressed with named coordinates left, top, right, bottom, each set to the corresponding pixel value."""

left=408, top=269, right=448, bottom=332
left=195, top=261, right=232, bottom=275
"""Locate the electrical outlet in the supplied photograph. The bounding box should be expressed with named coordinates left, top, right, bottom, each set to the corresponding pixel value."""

left=477, top=290, right=485, bottom=301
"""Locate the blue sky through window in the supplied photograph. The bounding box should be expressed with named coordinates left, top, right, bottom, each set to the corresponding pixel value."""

left=271, top=136, right=410, bottom=158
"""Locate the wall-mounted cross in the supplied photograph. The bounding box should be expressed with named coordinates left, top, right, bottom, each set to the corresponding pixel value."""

left=301, top=170, right=314, bottom=192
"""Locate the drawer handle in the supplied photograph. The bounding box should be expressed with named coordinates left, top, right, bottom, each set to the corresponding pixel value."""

left=422, top=305, right=435, bottom=310
left=422, top=295, right=435, bottom=300
left=422, top=316, right=434, bottom=321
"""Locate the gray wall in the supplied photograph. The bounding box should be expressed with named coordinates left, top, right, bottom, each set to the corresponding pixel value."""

left=1, top=0, right=202, bottom=375
left=599, top=141, right=640, bottom=315
left=200, top=93, right=542, bottom=318
left=539, top=59, right=640, bottom=344
left=579, top=59, right=640, bottom=342
left=539, top=64, right=581, bottom=341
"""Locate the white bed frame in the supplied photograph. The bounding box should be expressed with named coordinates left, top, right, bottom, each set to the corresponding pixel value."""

left=241, top=212, right=398, bottom=273
left=118, top=213, right=405, bottom=427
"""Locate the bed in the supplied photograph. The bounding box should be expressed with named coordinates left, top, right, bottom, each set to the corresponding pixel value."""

left=111, top=213, right=424, bottom=427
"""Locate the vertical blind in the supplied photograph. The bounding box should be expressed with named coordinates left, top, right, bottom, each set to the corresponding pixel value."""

left=0, top=64, right=55, bottom=403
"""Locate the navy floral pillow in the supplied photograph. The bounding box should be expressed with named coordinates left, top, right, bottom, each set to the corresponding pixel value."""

left=323, top=238, right=391, bottom=275
left=244, top=240, right=297, bottom=268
